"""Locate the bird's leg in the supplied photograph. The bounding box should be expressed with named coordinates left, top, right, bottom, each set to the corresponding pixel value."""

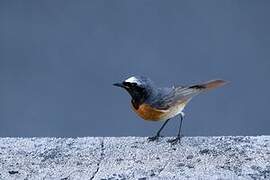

left=148, top=118, right=171, bottom=142
left=168, top=112, right=184, bottom=145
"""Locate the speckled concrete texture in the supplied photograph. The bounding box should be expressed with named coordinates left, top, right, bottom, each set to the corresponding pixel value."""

left=0, top=136, right=269, bottom=179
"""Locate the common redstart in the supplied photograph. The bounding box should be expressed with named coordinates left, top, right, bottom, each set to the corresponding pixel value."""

left=114, top=76, right=227, bottom=144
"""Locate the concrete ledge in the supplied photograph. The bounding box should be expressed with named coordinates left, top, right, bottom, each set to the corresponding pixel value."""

left=0, top=136, right=269, bottom=179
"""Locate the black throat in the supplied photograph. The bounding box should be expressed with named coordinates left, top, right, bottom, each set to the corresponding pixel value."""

left=129, top=87, right=150, bottom=110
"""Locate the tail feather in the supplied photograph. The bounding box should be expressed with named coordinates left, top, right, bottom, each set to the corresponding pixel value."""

left=190, top=79, right=228, bottom=91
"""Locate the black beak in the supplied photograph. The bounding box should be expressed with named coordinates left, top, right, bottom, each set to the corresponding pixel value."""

left=113, top=82, right=125, bottom=88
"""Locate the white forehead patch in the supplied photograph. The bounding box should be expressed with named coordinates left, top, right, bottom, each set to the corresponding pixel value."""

left=124, top=76, right=142, bottom=85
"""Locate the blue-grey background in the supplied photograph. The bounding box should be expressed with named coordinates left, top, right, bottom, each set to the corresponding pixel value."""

left=0, top=0, right=269, bottom=137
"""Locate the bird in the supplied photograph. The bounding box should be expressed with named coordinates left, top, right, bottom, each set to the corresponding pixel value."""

left=113, top=76, right=227, bottom=144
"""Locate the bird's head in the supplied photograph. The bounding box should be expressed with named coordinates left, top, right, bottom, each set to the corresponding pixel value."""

left=113, top=76, right=154, bottom=106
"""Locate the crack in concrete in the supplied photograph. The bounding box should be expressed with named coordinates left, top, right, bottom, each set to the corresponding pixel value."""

left=156, top=145, right=174, bottom=177
left=60, top=169, right=82, bottom=180
left=90, top=137, right=105, bottom=180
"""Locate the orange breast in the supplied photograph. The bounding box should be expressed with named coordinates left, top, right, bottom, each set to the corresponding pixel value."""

left=131, top=101, right=188, bottom=121
left=131, top=103, right=168, bottom=121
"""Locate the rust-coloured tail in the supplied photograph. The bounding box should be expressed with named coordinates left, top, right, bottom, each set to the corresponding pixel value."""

left=190, top=79, right=228, bottom=91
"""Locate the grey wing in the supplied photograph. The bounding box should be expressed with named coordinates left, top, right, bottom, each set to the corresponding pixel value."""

left=150, top=86, right=201, bottom=110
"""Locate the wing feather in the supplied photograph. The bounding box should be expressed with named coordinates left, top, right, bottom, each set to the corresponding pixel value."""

left=150, top=86, right=201, bottom=110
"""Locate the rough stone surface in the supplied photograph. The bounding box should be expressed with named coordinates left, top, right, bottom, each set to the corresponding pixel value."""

left=0, top=136, right=269, bottom=180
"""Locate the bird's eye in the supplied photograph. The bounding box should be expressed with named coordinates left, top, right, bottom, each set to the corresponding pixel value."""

left=123, top=81, right=137, bottom=88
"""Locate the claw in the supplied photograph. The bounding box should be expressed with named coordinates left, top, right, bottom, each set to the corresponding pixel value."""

left=148, top=135, right=160, bottom=142
left=167, top=136, right=181, bottom=145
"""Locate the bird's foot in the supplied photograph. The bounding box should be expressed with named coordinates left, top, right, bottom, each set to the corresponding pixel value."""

left=167, top=136, right=181, bottom=145
left=148, top=134, right=160, bottom=142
